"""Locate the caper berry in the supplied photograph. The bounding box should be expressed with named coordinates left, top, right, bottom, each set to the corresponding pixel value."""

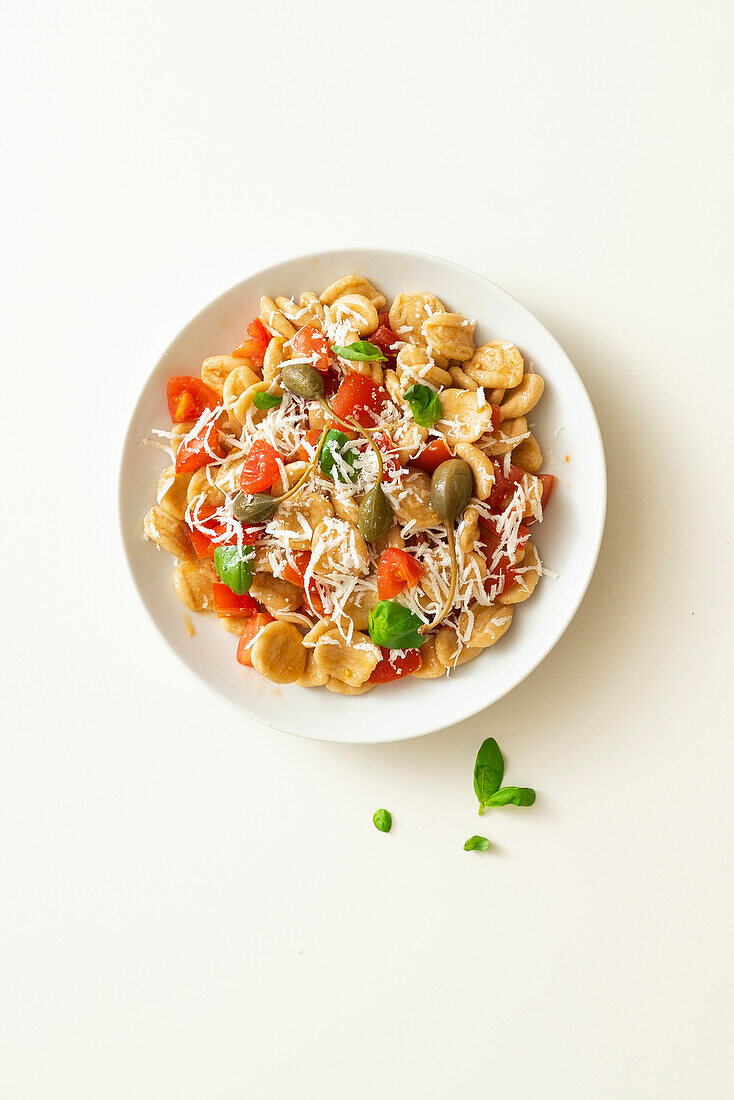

left=232, top=492, right=278, bottom=524
left=280, top=362, right=325, bottom=401
left=430, top=459, right=474, bottom=522
left=358, top=484, right=393, bottom=542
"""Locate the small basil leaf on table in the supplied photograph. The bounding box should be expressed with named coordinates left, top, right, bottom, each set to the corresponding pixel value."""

left=253, top=392, right=282, bottom=411
left=473, top=737, right=505, bottom=814
left=213, top=544, right=255, bottom=595
left=319, top=429, right=358, bottom=482
left=331, top=340, right=387, bottom=362
left=368, top=601, right=426, bottom=650
left=486, top=786, right=536, bottom=808
left=464, top=835, right=490, bottom=851
left=373, top=808, right=392, bottom=833
left=403, top=383, right=443, bottom=428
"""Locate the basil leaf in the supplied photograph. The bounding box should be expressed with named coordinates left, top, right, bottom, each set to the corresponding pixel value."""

left=486, top=786, right=536, bottom=808
left=403, top=384, right=443, bottom=428
left=331, top=340, right=387, bottom=362
left=464, top=835, right=490, bottom=851
left=373, top=808, right=392, bottom=833
left=213, top=544, right=255, bottom=596
left=253, top=392, right=282, bottom=411
left=473, top=737, right=504, bottom=814
left=319, top=429, right=358, bottom=482
left=368, top=600, right=426, bottom=650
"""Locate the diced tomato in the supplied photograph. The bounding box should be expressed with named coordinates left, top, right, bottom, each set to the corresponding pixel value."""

left=369, top=646, right=423, bottom=684
left=377, top=548, right=424, bottom=600
left=298, top=429, right=322, bottom=462
left=282, top=551, right=311, bottom=588
left=486, top=461, right=524, bottom=509
left=377, top=311, right=390, bottom=327
left=175, top=418, right=224, bottom=474
left=187, top=510, right=262, bottom=560
left=232, top=318, right=271, bottom=367
left=370, top=324, right=401, bottom=359
left=304, top=575, right=325, bottom=617
left=538, top=473, right=555, bottom=507
left=166, top=376, right=220, bottom=423
left=236, top=612, right=275, bottom=665
left=490, top=404, right=501, bottom=432
left=212, top=583, right=258, bottom=619
left=411, top=438, right=452, bottom=474
left=330, top=370, right=388, bottom=428
left=374, top=432, right=403, bottom=478
left=239, top=440, right=282, bottom=494
left=291, top=325, right=332, bottom=372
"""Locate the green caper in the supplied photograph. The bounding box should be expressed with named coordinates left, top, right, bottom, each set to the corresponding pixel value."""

left=358, top=484, right=393, bottom=542
left=430, top=459, right=474, bottom=522
left=280, top=362, right=325, bottom=401
left=233, top=492, right=278, bottom=524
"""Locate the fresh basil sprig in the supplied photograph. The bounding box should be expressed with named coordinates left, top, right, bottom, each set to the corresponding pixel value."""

left=368, top=601, right=426, bottom=650
left=373, top=808, right=392, bottom=833
left=473, top=737, right=536, bottom=815
left=253, top=392, right=282, bottom=411
left=213, top=544, right=255, bottom=595
left=403, top=383, right=443, bottom=428
left=319, top=428, right=358, bottom=482
left=331, top=340, right=387, bottom=362
left=464, top=835, right=490, bottom=851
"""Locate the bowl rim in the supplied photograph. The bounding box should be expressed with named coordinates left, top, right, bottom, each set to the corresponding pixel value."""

left=119, top=246, right=607, bottom=743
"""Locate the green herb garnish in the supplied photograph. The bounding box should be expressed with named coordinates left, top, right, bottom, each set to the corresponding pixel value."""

left=331, top=340, right=387, bottom=362
left=368, top=601, right=426, bottom=650
left=213, top=544, right=255, bottom=596
left=473, top=737, right=536, bottom=815
left=403, top=383, right=443, bottom=428
left=373, top=808, right=392, bottom=833
left=253, top=392, right=282, bottom=411
left=464, top=835, right=490, bottom=851
left=319, top=428, right=359, bottom=482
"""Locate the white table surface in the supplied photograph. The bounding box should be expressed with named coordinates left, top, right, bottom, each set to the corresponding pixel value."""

left=3, top=1, right=732, bottom=1097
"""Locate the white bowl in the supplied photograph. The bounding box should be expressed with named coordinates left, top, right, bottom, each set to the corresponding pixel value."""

left=119, top=249, right=606, bottom=743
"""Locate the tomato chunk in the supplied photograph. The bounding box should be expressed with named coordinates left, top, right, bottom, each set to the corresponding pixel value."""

left=330, top=371, right=388, bottom=428
left=369, top=646, right=423, bottom=684
left=281, top=551, right=311, bottom=588
left=377, top=548, right=424, bottom=600
left=370, top=324, right=401, bottom=359
left=186, top=508, right=262, bottom=560
left=299, top=429, right=322, bottom=462
left=486, top=461, right=523, bottom=509
left=304, top=575, right=325, bottom=616
left=236, top=612, right=275, bottom=665
left=291, top=325, right=332, bottom=372
left=239, top=440, right=282, bottom=494
left=374, top=432, right=403, bottom=479
left=175, top=418, right=224, bottom=474
left=213, top=583, right=258, bottom=619
left=167, top=376, right=220, bottom=423
left=538, top=473, right=555, bottom=507
left=411, top=438, right=452, bottom=474
left=232, top=318, right=271, bottom=367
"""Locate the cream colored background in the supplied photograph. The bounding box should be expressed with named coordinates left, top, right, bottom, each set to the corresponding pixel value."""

left=2, top=1, right=732, bottom=1097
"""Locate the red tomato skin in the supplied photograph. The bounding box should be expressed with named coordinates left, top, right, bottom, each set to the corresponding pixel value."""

left=370, top=324, right=401, bottom=359
left=281, top=551, right=311, bottom=588
left=486, top=461, right=523, bottom=509
left=369, top=646, right=423, bottom=684
left=538, top=473, right=555, bottom=507
left=291, top=325, right=332, bottom=372
left=410, top=438, right=452, bottom=474
left=174, top=420, right=224, bottom=474
left=167, top=376, right=220, bottom=423
left=236, top=612, right=275, bottom=665
left=490, top=404, right=501, bottom=431
left=239, top=440, right=282, bottom=494
left=374, top=432, right=403, bottom=478
left=376, top=548, right=424, bottom=600
left=212, top=584, right=259, bottom=618
left=330, top=371, right=388, bottom=428
left=232, top=318, right=270, bottom=367
left=377, top=311, right=390, bottom=327
left=187, top=513, right=262, bottom=560
left=298, top=429, right=322, bottom=462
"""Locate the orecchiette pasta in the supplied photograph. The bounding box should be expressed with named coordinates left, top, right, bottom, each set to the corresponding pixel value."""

left=144, top=272, right=558, bottom=694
